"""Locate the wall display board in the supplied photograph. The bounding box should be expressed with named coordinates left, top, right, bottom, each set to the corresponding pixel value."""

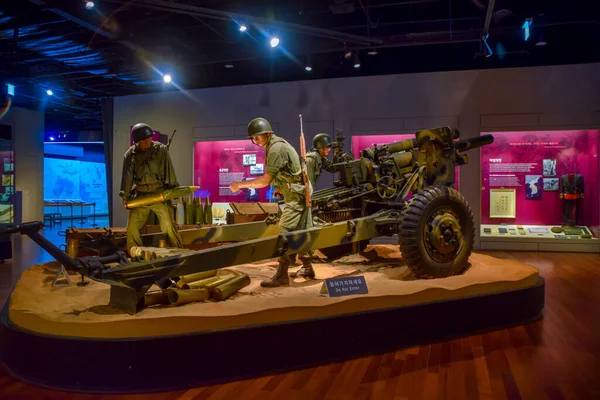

left=43, top=158, right=108, bottom=217
left=0, top=129, right=15, bottom=224
left=480, top=130, right=599, bottom=240
left=351, top=134, right=461, bottom=190
left=193, top=140, right=277, bottom=203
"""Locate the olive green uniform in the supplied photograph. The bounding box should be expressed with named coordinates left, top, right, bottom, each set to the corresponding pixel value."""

left=305, top=150, right=336, bottom=188
left=120, top=141, right=183, bottom=252
left=265, top=134, right=313, bottom=266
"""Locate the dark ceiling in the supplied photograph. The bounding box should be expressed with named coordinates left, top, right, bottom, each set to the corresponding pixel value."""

left=1, top=0, right=599, bottom=132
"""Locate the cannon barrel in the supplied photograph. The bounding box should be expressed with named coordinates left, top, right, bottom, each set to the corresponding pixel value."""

left=385, top=138, right=418, bottom=154
left=454, top=134, right=494, bottom=152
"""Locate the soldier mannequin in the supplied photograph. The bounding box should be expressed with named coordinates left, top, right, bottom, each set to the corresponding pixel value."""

left=120, top=123, right=183, bottom=253
left=305, top=133, right=337, bottom=188
left=559, top=172, right=584, bottom=226
left=229, top=117, right=315, bottom=286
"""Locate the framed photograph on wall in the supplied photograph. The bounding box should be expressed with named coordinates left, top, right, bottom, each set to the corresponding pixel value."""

left=489, top=188, right=516, bottom=218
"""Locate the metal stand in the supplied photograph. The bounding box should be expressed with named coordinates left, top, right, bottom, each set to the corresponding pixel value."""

left=91, top=202, right=98, bottom=227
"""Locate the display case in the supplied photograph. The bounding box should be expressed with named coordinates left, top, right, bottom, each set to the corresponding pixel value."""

left=351, top=133, right=461, bottom=190
left=480, top=129, right=599, bottom=251
left=0, top=124, right=15, bottom=224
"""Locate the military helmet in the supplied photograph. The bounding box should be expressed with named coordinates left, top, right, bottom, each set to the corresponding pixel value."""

left=131, top=123, right=154, bottom=143
left=247, top=117, right=273, bottom=138
left=313, top=133, right=333, bottom=149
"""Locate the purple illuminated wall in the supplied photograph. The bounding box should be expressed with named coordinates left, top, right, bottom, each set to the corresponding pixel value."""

left=480, top=130, right=599, bottom=226
left=193, top=140, right=267, bottom=202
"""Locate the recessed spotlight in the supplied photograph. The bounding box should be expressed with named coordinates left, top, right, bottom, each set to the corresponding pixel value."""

left=239, top=24, right=247, bottom=32
left=46, top=89, right=53, bottom=96
left=352, top=52, right=361, bottom=68
left=85, top=1, right=94, bottom=10
left=163, top=74, right=172, bottom=83
left=224, top=64, right=234, bottom=68
left=270, top=37, right=280, bottom=47
left=305, top=66, right=312, bottom=72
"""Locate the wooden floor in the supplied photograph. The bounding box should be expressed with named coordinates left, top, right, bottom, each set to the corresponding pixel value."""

left=1, top=246, right=599, bottom=399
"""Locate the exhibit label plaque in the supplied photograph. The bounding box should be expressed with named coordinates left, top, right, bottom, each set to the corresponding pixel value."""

left=320, top=276, right=368, bottom=297
left=489, top=188, right=516, bottom=218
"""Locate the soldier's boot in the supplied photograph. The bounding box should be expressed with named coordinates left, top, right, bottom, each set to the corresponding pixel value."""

left=261, top=262, right=290, bottom=287
left=290, top=257, right=316, bottom=279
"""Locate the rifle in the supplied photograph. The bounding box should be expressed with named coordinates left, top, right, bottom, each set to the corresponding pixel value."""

left=298, top=114, right=312, bottom=207
left=167, top=129, right=177, bottom=150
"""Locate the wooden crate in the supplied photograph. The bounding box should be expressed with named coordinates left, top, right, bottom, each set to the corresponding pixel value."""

left=227, top=202, right=279, bottom=224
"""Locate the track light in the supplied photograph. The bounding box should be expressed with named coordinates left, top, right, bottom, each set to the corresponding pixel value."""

left=352, top=52, right=361, bottom=68
left=163, top=74, right=172, bottom=83
left=270, top=37, right=280, bottom=47
left=85, top=1, right=94, bottom=9
left=46, top=89, right=53, bottom=96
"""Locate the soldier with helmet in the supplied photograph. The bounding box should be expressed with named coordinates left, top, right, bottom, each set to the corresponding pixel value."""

left=229, top=117, right=315, bottom=286
left=306, top=133, right=337, bottom=189
left=120, top=123, right=183, bottom=253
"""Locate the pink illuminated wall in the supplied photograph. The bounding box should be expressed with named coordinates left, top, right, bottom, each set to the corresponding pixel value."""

left=480, top=130, right=599, bottom=226
left=193, top=140, right=268, bottom=202
left=351, top=134, right=461, bottom=190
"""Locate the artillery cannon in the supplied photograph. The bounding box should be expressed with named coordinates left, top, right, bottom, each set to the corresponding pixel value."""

left=310, top=127, right=494, bottom=276
left=1, top=127, right=493, bottom=315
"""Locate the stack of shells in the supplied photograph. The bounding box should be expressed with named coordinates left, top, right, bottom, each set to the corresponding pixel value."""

left=132, top=246, right=250, bottom=309
left=176, top=195, right=212, bottom=225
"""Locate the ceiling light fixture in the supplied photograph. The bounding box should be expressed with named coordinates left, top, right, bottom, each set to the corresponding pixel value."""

left=535, top=41, right=547, bottom=46
left=239, top=24, right=247, bottom=32
left=368, top=49, right=378, bottom=55
left=224, top=64, right=234, bottom=68
left=85, top=1, right=95, bottom=10
left=163, top=74, right=172, bottom=83
left=270, top=37, right=280, bottom=47
left=305, top=65, right=312, bottom=72
left=46, top=89, right=53, bottom=96
left=352, top=52, right=361, bottom=68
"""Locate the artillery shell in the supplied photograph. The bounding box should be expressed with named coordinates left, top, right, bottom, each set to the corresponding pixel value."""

left=143, top=290, right=169, bottom=307
left=167, top=288, right=209, bottom=306
left=212, top=274, right=251, bottom=302
left=204, top=275, right=236, bottom=292
left=176, top=270, right=218, bottom=287
left=182, top=275, right=222, bottom=290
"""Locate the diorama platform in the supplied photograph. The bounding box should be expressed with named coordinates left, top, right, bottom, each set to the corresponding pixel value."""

left=0, top=245, right=545, bottom=393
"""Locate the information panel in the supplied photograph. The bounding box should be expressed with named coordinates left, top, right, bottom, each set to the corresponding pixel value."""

left=480, top=130, right=599, bottom=226
left=193, top=140, right=273, bottom=203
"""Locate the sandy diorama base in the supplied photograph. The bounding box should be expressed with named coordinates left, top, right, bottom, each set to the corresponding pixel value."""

left=8, top=245, right=539, bottom=339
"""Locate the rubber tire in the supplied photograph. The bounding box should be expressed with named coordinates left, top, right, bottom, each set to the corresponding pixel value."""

left=318, top=240, right=370, bottom=260
left=398, top=185, right=475, bottom=278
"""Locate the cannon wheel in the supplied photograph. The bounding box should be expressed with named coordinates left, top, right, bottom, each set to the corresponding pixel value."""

left=398, top=185, right=474, bottom=278
left=318, top=240, right=370, bottom=260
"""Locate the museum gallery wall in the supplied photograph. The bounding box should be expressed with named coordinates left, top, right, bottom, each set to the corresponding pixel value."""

left=112, top=62, right=600, bottom=246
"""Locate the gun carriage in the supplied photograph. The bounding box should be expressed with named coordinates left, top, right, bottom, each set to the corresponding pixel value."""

left=2, top=127, right=493, bottom=315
